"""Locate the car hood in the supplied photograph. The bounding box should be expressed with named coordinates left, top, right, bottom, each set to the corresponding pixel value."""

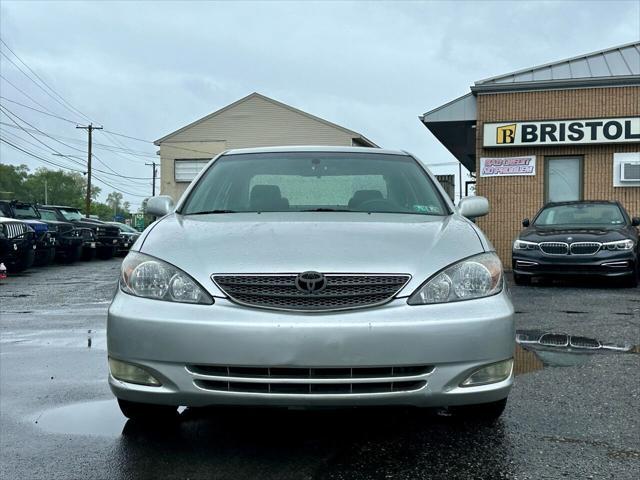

left=520, top=226, right=633, bottom=243
left=139, top=212, right=486, bottom=297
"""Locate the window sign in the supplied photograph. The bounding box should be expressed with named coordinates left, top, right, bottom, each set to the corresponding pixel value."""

left=480, top=156, right=536, bottom=177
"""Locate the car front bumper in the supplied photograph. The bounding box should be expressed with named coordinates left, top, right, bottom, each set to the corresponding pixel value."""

left=512, top=250, right=637, bottom=277
left=107, top=290, right=515, bottom=408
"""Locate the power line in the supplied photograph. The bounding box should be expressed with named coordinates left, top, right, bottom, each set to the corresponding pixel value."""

left=0, top=96, right=79, bottom=124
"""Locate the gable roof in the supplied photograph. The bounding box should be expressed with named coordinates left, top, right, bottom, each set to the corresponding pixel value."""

left=154, top=92, right=378, bottom=147
left=473, top=41, right=640, bottom=91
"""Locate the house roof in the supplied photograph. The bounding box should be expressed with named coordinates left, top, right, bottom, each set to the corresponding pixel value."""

left=473, top=41, right=640, bottom=91
left=154, top=92, right=378, bottom=147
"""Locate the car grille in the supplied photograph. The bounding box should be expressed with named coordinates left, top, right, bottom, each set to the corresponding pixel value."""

left=539, top=242, right=569, bottom=255
left=2, top=221, right=30, bottom=239
left=569, top=242, right=601, bottom=255
left=212, top=274, right=411, bottom=312
left=188, top=364, right=432, bottom=395
left=539, top=333, right=569, bottom=347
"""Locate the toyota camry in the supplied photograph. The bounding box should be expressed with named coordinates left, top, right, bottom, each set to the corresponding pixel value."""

left=107, top=146, right=515, bottom=423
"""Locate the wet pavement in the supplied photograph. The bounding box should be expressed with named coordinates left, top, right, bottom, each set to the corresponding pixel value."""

left=0, top=258, right=639, bottom=479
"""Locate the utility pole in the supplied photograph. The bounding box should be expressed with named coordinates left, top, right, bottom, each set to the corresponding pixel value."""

left=145, top=161, right=158, bottom=196
left=76, top=124, right=103, bottom=217
left=44, top=178, right=48, bottom=204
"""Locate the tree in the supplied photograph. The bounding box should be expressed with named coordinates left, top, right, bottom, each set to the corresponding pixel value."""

left=90, top=202, right=113, bottom=220
left=0, top=164, right=30, bottom=200
left=106, top=191, right=123, bottom=216
left=23, top=168, right=100, bottom=206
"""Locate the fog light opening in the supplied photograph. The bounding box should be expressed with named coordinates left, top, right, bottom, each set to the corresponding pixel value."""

left=108, top=357, right=162, bottom=386
left=461, top=358, right=513, bottom=387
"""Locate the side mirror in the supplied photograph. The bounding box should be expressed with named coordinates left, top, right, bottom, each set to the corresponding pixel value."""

left=458, top=196, right=489, bottom=219
left=632, top=217, right=640, bottom=227
left=145, top=195, right=175, bottom=217
left=522, top=218, right=530, bottom=227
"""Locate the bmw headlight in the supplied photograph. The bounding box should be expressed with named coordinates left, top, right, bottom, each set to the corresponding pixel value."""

left=513, top=239, right=538, bottom=250
left=602, top=239, right=634, bottom=251
left=408, top=252, right=503, bottom=305
left=120, top=252, right=213, bottom=304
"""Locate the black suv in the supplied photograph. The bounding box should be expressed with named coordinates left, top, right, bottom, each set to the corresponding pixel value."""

left=38, top=205, right=121, bottom=260
left=0, top=217, right=36, bottom=272
left=0, top=201, right=95, bottom=263
left=0, top=200, right=58, bottom=266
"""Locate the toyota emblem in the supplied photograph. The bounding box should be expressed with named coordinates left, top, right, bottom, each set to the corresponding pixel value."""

left=295, top=271, right=327, bottom=294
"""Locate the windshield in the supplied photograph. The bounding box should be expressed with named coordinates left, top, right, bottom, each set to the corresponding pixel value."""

left=112, top=223, right=138, bottom=233
left=13, top=204, right=40, bottom=219
left=59, top=208, right=84, bottom=221
left=39, top=210, right=59, bottom=222
left=534, top=203, right=626, bottom=227
left=181, top=152, right=449, bottom=216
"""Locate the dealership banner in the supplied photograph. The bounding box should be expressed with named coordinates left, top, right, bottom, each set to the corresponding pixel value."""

left=480, top=156, right=536, bottom=177
left=483, top=117, right=640, bottom=147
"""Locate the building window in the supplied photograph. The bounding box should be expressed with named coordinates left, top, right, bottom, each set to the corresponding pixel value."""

left=174, top=159, right=210, bottom=182
left=545, top=156, right=583, bottom=203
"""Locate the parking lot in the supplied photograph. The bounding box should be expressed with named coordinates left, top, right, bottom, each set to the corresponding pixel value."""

left=0, top=258, right=638, bottom=480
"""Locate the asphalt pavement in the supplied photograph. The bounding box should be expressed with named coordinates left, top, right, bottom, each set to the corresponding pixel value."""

left=0, top=258, right=638, bottom=480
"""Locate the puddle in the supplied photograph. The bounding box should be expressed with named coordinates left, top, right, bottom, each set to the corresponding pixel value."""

left=34, top=400, right=126, bottom=436
left=0, top=329, right=106, bottom=349
left=514, top=330, right=636, bottom=375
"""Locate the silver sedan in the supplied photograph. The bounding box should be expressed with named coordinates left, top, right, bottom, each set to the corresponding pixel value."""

left=107, top=146, right=514, bottom=422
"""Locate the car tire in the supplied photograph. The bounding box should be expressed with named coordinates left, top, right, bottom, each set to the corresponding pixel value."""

left=513, top=273, right=531, bottom=286
left=81, top=247, right=96, bottom=261
left=66, top=245, right=83, bottom=263
left=117, top=398, right=178, bottom=421
left=12, top=248, right=35, bottom=272
left=97, top=246, right=116, bottom=260
left=34, top=247, right=56, bottom=267
left=447, top=398, right=508, bottom=423
left=623, top=266, right=638, bottom=288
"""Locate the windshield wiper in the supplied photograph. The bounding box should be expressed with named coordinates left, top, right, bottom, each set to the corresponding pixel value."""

left=187, top=209, right=237, bottom=215
left=300, top=208, right=354, bottom=212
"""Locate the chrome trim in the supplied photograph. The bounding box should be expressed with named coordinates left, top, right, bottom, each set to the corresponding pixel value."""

left=569, top=242, right=602, bottom=255
left=191, top=381, right=428, bottom=396
left=539, top=242, right=569, bottom=255
left=211, top=273, right=412, bottom=313
left=601, top=261, right=630, bottom=268
left=515, top=260, right=538, bottom=267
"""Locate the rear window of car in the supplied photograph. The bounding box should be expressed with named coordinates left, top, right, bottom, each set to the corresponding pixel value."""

left=38, top=210, right=58, bottom=221
left=534, top=203, right=626, bottom=226
left=181, top=152, right=448, bottom=216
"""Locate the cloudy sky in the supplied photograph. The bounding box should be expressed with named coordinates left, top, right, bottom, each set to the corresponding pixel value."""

left=1, top=0, right=638, bottom=209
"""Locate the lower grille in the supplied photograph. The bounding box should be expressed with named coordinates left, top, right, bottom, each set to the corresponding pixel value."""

left=188, top=364, right=432, bottom=395
left=212, top=274, right=411, bottom=312
left=194, top=379, right=426, bottom=394
left=539, top=242, right=569, bottom=255
left=570, top=242, right=601, bottom=255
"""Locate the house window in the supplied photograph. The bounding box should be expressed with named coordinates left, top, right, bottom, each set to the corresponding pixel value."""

left=174, top=159, right=210, bottom=182
left=545, top=156, right=583, bottom=203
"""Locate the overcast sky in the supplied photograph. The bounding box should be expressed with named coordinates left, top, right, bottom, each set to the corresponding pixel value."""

left=1, top=0, right=638, bottom=209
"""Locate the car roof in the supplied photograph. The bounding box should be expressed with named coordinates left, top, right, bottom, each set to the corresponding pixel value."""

left=223, top=145, right=407, bottom=156
left=40, top=205, right=79, bottom=209
left=544, top=200, right=619, bottom=207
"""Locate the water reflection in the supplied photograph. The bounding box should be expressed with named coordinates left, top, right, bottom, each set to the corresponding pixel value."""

left=515, top=330, right=635, bottom=373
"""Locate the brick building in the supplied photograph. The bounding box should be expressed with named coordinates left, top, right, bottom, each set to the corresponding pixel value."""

left=421, top=42, right=640, bottom=265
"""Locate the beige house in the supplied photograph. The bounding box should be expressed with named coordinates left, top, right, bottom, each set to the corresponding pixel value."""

left=154, top=92, right=377, bottom=200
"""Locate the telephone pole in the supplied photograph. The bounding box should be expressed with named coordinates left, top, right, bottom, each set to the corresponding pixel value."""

left=76, top=124, right=103, bottom=217
left=145, top=161, right=158, bottom=196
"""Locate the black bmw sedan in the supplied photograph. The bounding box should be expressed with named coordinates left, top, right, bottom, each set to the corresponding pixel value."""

left=512, top=201, right=639, bottom=287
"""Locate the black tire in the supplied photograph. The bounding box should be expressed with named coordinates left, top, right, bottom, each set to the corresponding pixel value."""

left=81, top=247, right=96, bottom=261
left=11, top=248, right=35, bottom=272
left=34, top=247, right=56, bottom=267
left=447, top=398, right=508, bottom=423
left=97, top=246, right=116, bottom=260
left=623, top=266, right=638, bottom=288
left=62, top=245, right=83, bottom=264
left=513, top=273, right=531, bottom=286
left=117, top=398, right=178, bottom=422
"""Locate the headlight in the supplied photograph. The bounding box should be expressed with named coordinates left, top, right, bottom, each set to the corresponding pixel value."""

left=513, top=239, right=538, bottom=250
left=408, top=252, right=503, bottom=305
left=602, top=239, right=634, bottom=251
left=120, top=252, right=213, bottom=304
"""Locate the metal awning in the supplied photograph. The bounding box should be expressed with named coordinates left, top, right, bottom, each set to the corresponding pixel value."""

left=419, top=93, right=477, bottom=171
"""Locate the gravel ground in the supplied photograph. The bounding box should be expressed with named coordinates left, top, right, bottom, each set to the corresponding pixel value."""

left=0, top=258, right=638, bottom=480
